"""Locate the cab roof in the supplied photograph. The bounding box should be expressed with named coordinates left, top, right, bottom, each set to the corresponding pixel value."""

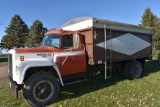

left=45, top=29, right=79, bottom=35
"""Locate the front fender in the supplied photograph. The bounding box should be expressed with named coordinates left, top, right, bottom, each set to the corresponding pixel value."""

left=15, top=60, right=64, bottom=86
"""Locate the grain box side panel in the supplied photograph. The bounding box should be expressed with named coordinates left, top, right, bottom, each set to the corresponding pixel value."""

left=130, top=32, right=152, bottom=58
left=93, top=28, right=152, bottom=64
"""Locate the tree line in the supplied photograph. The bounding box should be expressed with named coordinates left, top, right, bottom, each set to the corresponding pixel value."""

left=0, top=14, right=47, bottom=49
left=139, top=7, right=160, bottom=53
left=0, top=7, right=160, bottom=51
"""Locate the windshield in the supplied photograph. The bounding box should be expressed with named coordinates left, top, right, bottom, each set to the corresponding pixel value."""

left=41, top=34, right=60, bottom=48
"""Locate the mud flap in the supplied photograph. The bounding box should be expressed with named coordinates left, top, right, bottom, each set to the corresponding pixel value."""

left=9, top=76, right=18, bottom=99
left=10, top=82, right=18, bottom=98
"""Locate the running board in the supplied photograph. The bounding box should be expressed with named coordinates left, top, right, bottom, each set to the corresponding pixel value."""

left=64, top=78, right=87, bottom=86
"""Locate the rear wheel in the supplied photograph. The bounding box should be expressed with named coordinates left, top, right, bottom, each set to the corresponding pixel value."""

left=129, top=61, right=143, bottom=79
left=23, top=72, right=59, bottom=107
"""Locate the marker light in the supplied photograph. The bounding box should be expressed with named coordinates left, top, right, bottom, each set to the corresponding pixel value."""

left=20, top=56, right=24, bottom=61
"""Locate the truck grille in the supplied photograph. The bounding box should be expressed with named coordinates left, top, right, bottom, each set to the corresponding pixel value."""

left=8, top=54, right=13, bottom=78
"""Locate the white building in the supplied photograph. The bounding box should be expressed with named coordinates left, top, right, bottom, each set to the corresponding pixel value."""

left=0, top=49, right=8, bottom=55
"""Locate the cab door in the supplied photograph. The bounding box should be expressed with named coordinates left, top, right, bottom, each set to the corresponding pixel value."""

left=59, top=33, right=86, bottom=76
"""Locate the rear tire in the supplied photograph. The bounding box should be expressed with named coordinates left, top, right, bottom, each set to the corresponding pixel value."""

left=129, top=61, right=143, bottom=79
left=23, top=72, right=59, bottom=107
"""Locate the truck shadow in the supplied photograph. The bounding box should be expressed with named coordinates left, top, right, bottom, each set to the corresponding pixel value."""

left=55, top=60, right=160, bottom=103
left=143, top=60, right=160, bottom=77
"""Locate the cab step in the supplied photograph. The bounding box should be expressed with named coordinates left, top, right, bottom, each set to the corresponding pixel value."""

left=63, top=78, right=87, bottom=86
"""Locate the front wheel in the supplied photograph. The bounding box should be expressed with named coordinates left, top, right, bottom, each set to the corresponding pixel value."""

left=23, top=72, right=59, bottom=107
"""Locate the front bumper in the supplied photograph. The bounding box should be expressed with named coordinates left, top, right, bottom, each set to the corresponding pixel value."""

left=8, top=75, right=18, bottom=98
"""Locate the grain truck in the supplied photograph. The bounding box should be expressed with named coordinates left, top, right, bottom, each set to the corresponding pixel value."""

left=8, top=17, right=153, bottom=106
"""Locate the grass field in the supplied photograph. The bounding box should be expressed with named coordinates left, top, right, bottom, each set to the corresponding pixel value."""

left=0, top=56, right=8, bottom=67
left=0, top=60, right=160, bottom=107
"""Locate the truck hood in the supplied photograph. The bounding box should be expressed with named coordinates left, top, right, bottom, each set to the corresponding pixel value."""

left=15, top=47, right=59, bottom=53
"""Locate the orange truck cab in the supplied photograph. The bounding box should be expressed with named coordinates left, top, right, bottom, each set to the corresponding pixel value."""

left=42, top=29, right=86, bottom=77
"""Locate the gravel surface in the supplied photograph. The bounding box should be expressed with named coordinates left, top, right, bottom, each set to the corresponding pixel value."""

left=0, top=66, right=8, bottom=78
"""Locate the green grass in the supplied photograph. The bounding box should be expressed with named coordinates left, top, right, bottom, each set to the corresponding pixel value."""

left=0, top=56, right=8, bottom=67
left=0, top=60, right=160, bottom=107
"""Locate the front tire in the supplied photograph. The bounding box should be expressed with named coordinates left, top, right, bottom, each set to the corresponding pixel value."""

left=23, top=72, right=59, bottom=107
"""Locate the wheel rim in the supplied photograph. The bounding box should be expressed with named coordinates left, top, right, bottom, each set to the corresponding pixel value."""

left=135, top=65, right=142, bottom=77
left=33, top=80, right=54, bottom=102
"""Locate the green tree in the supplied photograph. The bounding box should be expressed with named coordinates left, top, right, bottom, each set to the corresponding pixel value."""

left=0, top=41, right=5, bottom=49
left=1, top=34, right=14, bottom=50
left=139, top=7, right=158, bottom=27
left=154, top=21, right=160, bottom=50
left=2, top=14, right=29, bottom=49
left=139, top=7, right=160, bottom=51
left=26, top=20, right=47, bottom=47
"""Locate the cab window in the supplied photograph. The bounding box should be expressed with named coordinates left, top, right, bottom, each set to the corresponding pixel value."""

left=63, top=33, right=79, bottom=49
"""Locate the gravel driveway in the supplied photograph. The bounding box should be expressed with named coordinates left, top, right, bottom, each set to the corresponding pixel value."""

left=0, top=66, right=8, bottom=78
